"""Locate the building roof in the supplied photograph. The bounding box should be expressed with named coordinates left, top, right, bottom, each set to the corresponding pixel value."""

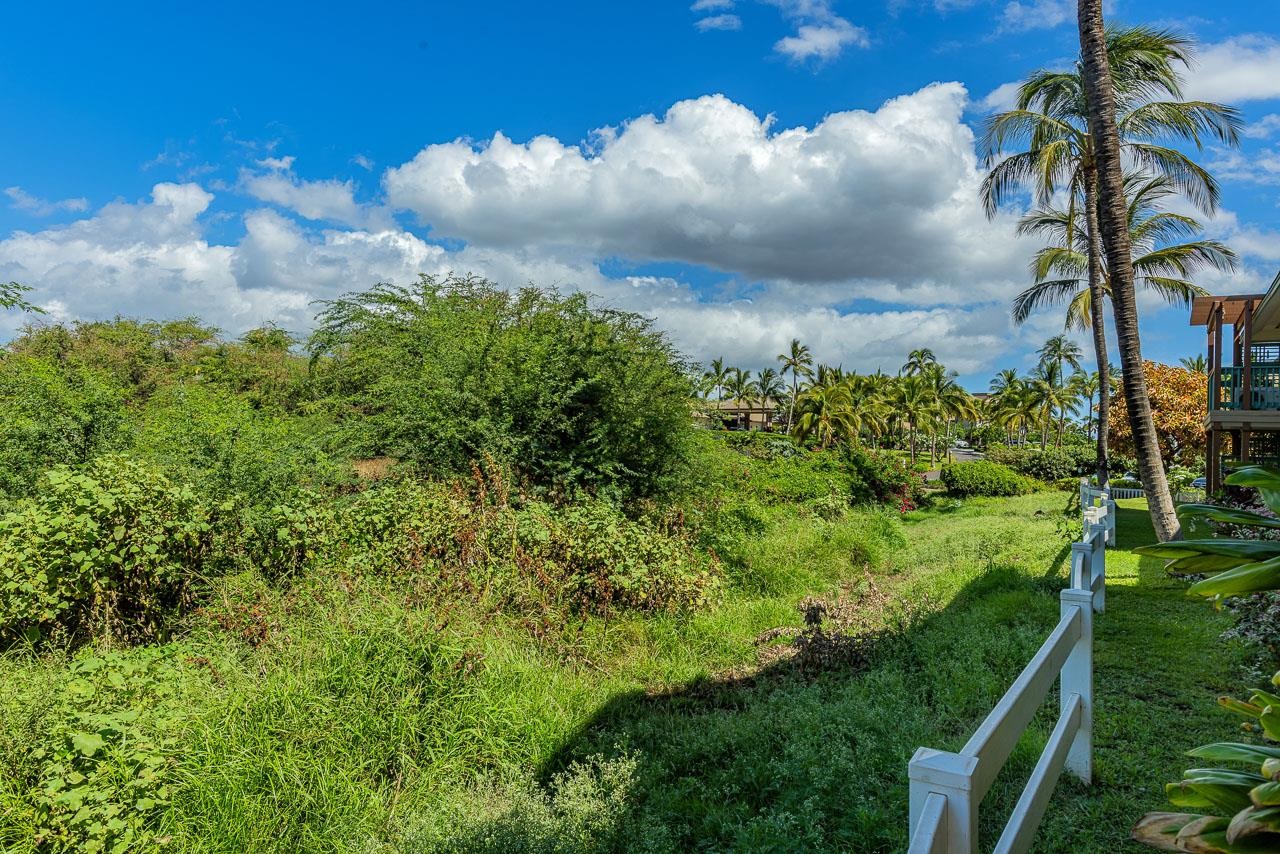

left=1190, top=271, right=1280, bottom=341
left=708, top=398, right=781, bottom=411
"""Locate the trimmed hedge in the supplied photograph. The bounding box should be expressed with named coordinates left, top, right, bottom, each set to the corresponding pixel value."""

left=941, top=461, right=1034, bottom=498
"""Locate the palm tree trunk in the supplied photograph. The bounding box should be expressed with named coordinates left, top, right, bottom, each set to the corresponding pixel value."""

left=1078, top=0, right=1179, bottom=540
left=1083, top=168, right=1112, bottom=488
left=787, top=377, right=797, bottom=432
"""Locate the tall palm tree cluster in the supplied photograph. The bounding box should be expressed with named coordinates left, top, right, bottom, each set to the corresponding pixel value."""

left=983, top=22, right=1239, bottom=539
left=986, top=336, right=1110, bottom=450
left=701, top=342, right=986, bottom=466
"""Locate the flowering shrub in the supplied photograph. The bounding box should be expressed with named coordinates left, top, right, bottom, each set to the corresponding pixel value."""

left=843, top=447, right=925, bottom=511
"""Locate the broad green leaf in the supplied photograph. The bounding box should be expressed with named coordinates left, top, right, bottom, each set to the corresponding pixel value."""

left=1168, top=553, right=1254, bottom=575
left=1137, top=540, right=1280, bottom=561
left=1179, top=504, right=1280, bottom=530
left=71, top=731, right=106, bottom=757
left=1190, top=556, right=1280, bottom=598
left=1251, top=783, right=1280, bottom=807
left=1189, top=744, right=1280, bottom=766
left=1227, top=466, right=1280, bottom=516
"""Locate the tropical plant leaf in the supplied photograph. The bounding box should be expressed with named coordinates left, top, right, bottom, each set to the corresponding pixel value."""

left=1136, top=540, right=1280, bottom=561
left=1225, top=467, right=1280, bottom=517
left=1168, top=553, right=1255, bottom=575
left=1189, top=744, right=1280, bottom=766
left=1131, top=812, right=1208, bottom=851
left=1190, top=556, right=1280, bottom=599
left=1228, top=805, right=1280, bottom=844
left=1250, top=784, right=1280, bottom=808
left=1178, top=504, right=1280, bottom=530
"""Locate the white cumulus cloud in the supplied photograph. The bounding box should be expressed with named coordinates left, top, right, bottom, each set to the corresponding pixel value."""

left=240, top=161, right=392, bottom=230
left=384, top=84, right=1027, bottom=295
left=5, top=187, right=90, bottom=217
left=1186, top=36, right=1280, bottom=104
left=695, top=14, right=742, bottom=31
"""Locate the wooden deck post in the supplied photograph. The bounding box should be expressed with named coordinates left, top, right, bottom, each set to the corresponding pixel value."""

left=1243, top=299, right=1254, bottom=411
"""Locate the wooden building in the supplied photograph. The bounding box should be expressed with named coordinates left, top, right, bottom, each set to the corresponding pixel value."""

left=703, top=398, right=782, bottom=431
left=1192, top=279, right=1280, bottom=492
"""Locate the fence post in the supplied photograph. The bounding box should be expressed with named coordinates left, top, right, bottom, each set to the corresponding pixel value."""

left=1069, top=542, right=1091, bottom=591
left=909, top=748, right=979, bottom=854
left=1104, top=499, right=1116, bottom=547
left=1090, top=522, right=1106, bottom=613
left=1059, top=589, right=1093, bottom=784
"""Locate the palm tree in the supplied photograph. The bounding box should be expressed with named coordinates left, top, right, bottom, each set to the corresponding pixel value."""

left=725, top=368, right=752, bottom=404
left=755, top=367, right=786, bottom=431
left=1013, top=175, right=1237, bottom=330
left=902, top=348, right=938, bottom=377
left=1180, top=354, right=1208, bottom=373
left=848, top=373, right=892, bottom=447
left=893, top=374, right=933, bottom=465
left=1035, top=336, right=1082, bottom=446
left=792, top=383, right=856, bottom=449
left=1070, top=371, right=1102, bottom=439
left=777, top=339, right=814, bottom=432
left=705, top=357, right=730, bottom=401
left=1076, top=4, right=1182, bottom=539
left=1039, top=335, right=1084, bottom=377
left=983, top=24, right=1239, bottom=494
left=989, top=369, right=1024, bottom=444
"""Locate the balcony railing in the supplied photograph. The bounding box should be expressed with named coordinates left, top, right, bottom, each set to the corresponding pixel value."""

left=1211, top=364, right=1280, bottom=410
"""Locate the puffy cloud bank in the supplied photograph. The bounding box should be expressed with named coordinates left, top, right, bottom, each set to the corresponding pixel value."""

left=0, top=84, right=1090, bottom=374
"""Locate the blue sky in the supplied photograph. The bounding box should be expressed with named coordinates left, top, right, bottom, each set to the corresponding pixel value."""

left=3, top=0, right=1280, bottom=390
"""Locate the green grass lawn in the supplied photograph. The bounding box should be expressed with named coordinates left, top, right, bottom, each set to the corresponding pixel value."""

left=424, top=494, right=1249, bottom=852
left=0, top=494, right=1255, bottom=852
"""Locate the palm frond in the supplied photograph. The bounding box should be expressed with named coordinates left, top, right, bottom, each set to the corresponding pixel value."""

left=1012, top=279, right=1084, bottom=325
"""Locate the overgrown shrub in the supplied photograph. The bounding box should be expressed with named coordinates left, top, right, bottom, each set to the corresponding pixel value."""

left=941, top=461, right=1033, bottom=498
left=843, top=446, right=926, bottom=510
left=309, top=276, right=696, bottom=502
left=130, top=385, right=351, bottom=571
left=0, top=647, right=196, bottom=853
left=265, top=470, right=720, bottom=615
left=985, top=444, right=1093, bottom=481
left=0, top=354, right=128, bottom=499
left=0, top=456, right=212, bottom=645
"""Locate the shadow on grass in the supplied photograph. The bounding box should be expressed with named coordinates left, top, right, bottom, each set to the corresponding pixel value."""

left=438, top=500, right=1245, bottom=853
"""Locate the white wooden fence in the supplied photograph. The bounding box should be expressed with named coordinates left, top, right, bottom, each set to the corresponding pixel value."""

left=906, top=496, right=1111, bottom=853
left=1083, top=480, right=1205, bottom=504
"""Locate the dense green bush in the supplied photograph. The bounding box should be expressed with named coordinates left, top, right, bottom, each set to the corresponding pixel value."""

left=843, top=446, right=926, bottom=510
left=0, top=354, right=128, bottom=499
left=985, top=444, right=1094, bottom=481
left=0, top=456, right=212, bottom=644
left=309, top=276, right=695, bottom=501
left=0, top=647, right=196, bottom=853
left=131, top=385, right=351, bottom=571
left=266, top=472, right=720, bottom=615
left=941, top=461, right=1033, bottom=498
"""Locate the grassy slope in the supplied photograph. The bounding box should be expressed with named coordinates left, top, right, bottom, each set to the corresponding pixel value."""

left=0, top=495, right=1252, bottom=852
left=426, top=494, right=1247, bottom=852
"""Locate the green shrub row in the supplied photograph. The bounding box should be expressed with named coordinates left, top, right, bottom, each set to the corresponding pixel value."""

left=940, top=461, right=1034, bottom=497
left=0, top=457, right=722, bottom=646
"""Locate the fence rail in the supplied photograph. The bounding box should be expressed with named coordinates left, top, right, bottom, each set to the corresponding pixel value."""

left=907, top=491, right=1111, bottom=853
left=1084, top=482, right=1204, bottom=504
